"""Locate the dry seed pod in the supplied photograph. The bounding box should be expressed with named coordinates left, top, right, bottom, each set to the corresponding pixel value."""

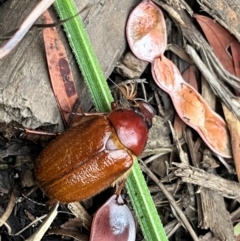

left=126, top=0, right=166, bottom=62
left=152, top=57, right=231, bottom=157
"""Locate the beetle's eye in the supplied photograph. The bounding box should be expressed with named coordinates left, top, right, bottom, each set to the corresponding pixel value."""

left=133, top=107, right=152, bottom=129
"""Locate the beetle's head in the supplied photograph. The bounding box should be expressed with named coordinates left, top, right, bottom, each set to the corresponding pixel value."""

left=132, top=101, right=155, bottom=129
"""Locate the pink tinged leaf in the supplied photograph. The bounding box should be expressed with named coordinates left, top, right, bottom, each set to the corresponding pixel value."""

left=90, top=194, right=136, bottom=241
left=152, top=56, right=232, bottom=158
left=195, top=15, right=236, bottom=75
left=42, top=10, right=80, bottom=126
left=126, top=0, right=167, bottom=62
left=182, top=65, right=199, bottom=91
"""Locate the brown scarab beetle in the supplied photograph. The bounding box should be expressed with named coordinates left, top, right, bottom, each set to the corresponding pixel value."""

left=34, top=102, right=154, bottom=203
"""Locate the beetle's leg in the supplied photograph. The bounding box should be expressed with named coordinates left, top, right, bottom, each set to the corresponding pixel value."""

left=66, top=99, right=109, bottom=127
left=115, top=180, right=126, bottom=196
left=19, top=128, right=59, bottom=143
left=67, top=99, right=110, bottom=128
left=66, top=99, right=84, bottom=128
left=23, top=129, right=59, bottom=136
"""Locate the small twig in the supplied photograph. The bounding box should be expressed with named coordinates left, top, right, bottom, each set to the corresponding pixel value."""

left=140, top=80, right=147, bottom=101
left=20, top=192, right=47, bottom=207
left=153, top=90, right=165, bottom=117
left=230, top=206, right=240, bottom=221
left=25, top=202, right=59, bottom=241
left=67, top=202, right=92, bottom=230
left=168, top=121, right=197, bottom=227
left=11, top=214, right=48, bottom=236
left=140, top=160, right=199, bottom=241
left=184, top=129, right=201, bottom=167
left=202, top=47, right=240, bottom=90
left=168, top=121, right=188, bottom=165
left=184, top=129, right=203, bottom=225
left=145, top=149, right=172, bottom=164
left=215, top=155, right=235, bottom=174
left=167, top=44, right=193, bottom=64
left=111, top=78, right=148, bottom=87
left=167, top=222, right=181, bottom=238
left=0, top=185, right=19, bottom=234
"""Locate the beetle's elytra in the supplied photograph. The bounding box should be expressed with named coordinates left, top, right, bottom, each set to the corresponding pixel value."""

left=35, top=103, right=154, bottom=203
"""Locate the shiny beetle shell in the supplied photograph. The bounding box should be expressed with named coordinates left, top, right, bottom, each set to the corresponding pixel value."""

left=35, top=106, right=153, bottom=203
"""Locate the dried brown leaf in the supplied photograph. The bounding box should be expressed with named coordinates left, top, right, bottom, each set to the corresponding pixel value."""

left=195, top=14, right=236, bottom=75
left=42, top=10, right=80, bottom=126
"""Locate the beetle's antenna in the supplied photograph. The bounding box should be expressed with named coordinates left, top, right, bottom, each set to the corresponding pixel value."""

left=35, top=4, right=92, bottom=29
left=108, top=78, right=146, bottom=101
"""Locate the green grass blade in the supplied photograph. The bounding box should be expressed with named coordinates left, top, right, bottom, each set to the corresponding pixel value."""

left=53, top=1, right=168, bottom=240
left=127, top=160, right=168, bottom=241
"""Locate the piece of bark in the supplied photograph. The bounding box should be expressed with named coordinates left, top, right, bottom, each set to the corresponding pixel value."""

left=174, top=162, right=240, bottom=202
left=199, top=232, right=221, bottom=241
left=199, top=188, right=234, bottom=241
left=201, top=76, right=216, bottom=110
left=222, top=104, right=240, bottom=182
left=0, top=0, right=139, bottom=129
left=196, top=150, right=234, bottom=241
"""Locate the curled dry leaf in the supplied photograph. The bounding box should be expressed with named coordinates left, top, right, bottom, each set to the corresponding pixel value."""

left=89, top=194, right=136, bottom=241
left=127, top=0, right=232, bottom=158
left=126, top=0, right=167, bottom=62
left=42, top=10, right=80, bottom=126
left=182, top=65, right=199, bottom=91
left=195, top=14, right=236, bottom=76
